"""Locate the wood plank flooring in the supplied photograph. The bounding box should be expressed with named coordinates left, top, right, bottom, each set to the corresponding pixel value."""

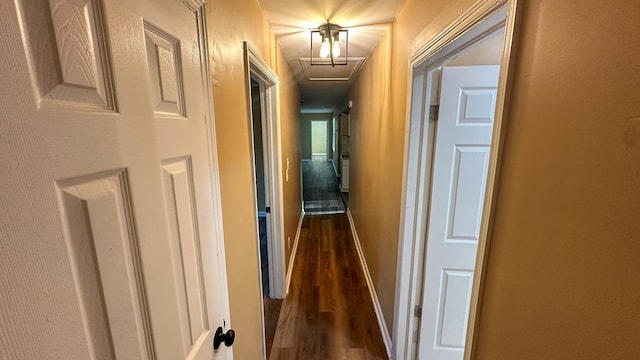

left=270, top=214, right=388, bottom=360
left=265, top=295, right=283, bottom=357
left=260, top=216, right=283, bottom=358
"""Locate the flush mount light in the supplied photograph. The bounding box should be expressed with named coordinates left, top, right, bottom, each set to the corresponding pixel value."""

left=310, top=22, right=348, bottom=67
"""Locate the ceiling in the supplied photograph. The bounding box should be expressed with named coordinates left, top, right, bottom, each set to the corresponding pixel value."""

left=257, top=0, right=407, bottom=113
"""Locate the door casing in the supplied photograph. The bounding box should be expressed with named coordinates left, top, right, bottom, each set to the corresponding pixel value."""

left=393, top=1, right=520, bottom=359
left=243, top=42, right=287, bottom=304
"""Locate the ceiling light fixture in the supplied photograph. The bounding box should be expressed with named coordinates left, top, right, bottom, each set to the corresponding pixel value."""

left=311, top=22, right=348, bottom=67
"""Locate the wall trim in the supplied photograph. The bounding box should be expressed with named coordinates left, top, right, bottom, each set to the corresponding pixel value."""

left=346, top=209, right=392, bottom=358
left=285, top=211, right=305, bottom=293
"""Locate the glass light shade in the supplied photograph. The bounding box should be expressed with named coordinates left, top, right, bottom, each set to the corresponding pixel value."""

left=310, top=24, right=347, bottom=66
left=332, top=39, right=341, bottom=57
left=319, top=38, right=330, bottom=58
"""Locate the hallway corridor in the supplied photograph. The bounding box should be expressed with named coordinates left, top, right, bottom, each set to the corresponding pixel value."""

left=270, top=214, right=388, bottom=359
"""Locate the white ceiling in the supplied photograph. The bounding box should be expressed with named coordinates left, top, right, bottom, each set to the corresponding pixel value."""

left=257, top=0, right=407, bottom=113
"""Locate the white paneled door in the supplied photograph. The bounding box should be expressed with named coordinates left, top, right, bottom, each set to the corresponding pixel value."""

left=418, top=65, right=499, bottom=359
left=1, top=0, right=231, bottom=359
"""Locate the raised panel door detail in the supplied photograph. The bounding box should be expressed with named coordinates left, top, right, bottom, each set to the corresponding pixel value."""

left=17, top=0, right=116, bottom=110
left=446, top=146, right=490, bottom=243
left=456, top=87, right=496, bottom=125
left=418, top=66, right=500, bottom=360
left=435, top=269, right=474, bottom=350
left=50, top=0, right=98, bottom=88
left=3, top=0, right=229, bottom=358
left=144, top=22, right=186, bottom=117
left=56, top=169, right=153, bottom=360
left=160, top=157, right=208, bottom=356
left=157, top=46, right=179, bottom=103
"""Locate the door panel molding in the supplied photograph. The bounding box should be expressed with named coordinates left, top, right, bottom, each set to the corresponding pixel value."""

left=143, top=21, right=187, bottom=118
left=16, top=0, right=117, bottom=111
left=160, top=156, right=210, bottom=355
left=417, top=65, right=498, bottom=359
left=57, top=168, right=154, bottom=359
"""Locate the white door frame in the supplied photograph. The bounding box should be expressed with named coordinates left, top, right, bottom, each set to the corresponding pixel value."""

left=392, top=1, right=520, bottom=359
left=243, top=42, right=287, bottom=300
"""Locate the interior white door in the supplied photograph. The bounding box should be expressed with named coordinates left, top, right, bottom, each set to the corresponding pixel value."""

left=418, top=65, right=499, bottom=359
left=1, top=0, right=231, bottom=359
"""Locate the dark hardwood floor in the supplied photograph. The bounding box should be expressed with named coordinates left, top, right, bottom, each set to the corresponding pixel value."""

left=260, top=216, right=283, bottom=358
left=303, top=159, right=346, bottom=214
left=265, top=295, right=283, bottom=357
left=270, top=214, right=388, bottom=360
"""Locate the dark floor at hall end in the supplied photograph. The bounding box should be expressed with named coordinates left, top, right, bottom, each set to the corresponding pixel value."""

left=302, top=159, right=347, bottom=214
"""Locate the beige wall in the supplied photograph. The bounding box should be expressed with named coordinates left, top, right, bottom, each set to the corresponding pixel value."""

left=348, top=0, right=640, bottom=357
left=345, top=28, right=397, bottom=331
left=277, top=45, right=302, bottom=272
left=475, top=1, right=640, bottom=358
left=300, top=112, right=335, bottom=159
left=206, top=0, right=301, bottom=358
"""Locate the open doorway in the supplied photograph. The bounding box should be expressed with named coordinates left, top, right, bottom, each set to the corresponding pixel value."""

left=302, top=116, right=346, bottom=215
left=394, top=2, right=518, bottom=359
left=311, top=120, right=328, bottom=161
left=244, top=42, right=286, bottom=359
left=249, top=78, right=278, bottom=357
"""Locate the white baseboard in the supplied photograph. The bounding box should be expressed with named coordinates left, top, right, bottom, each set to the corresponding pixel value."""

left=302, top=158, right=312, bottom=162
left=346, top=209, right=392, bottom=358
left=286, top=211, right=304, bottom=294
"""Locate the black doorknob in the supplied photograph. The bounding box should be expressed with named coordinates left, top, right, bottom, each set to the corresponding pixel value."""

left=213, top=326, right=235, bottom=349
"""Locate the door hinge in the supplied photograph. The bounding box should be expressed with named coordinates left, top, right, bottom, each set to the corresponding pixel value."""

left=429, top=105, right=439, bottom=122
left=414, top=305, right=422, bottom=318
left=265, top=207, right=271, bottom=213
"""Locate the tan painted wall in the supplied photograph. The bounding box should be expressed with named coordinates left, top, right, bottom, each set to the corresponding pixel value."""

left=474, top=1, right=640, bottom=358
left=348, top=0, right=640, bottom=357
left=206, top=1, right=301, bottom=358
left=347, top=1, right=484, bottom=334
left=345, top=28, right=397, bottom=332
left=277, top=45, right=302, bottom=272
